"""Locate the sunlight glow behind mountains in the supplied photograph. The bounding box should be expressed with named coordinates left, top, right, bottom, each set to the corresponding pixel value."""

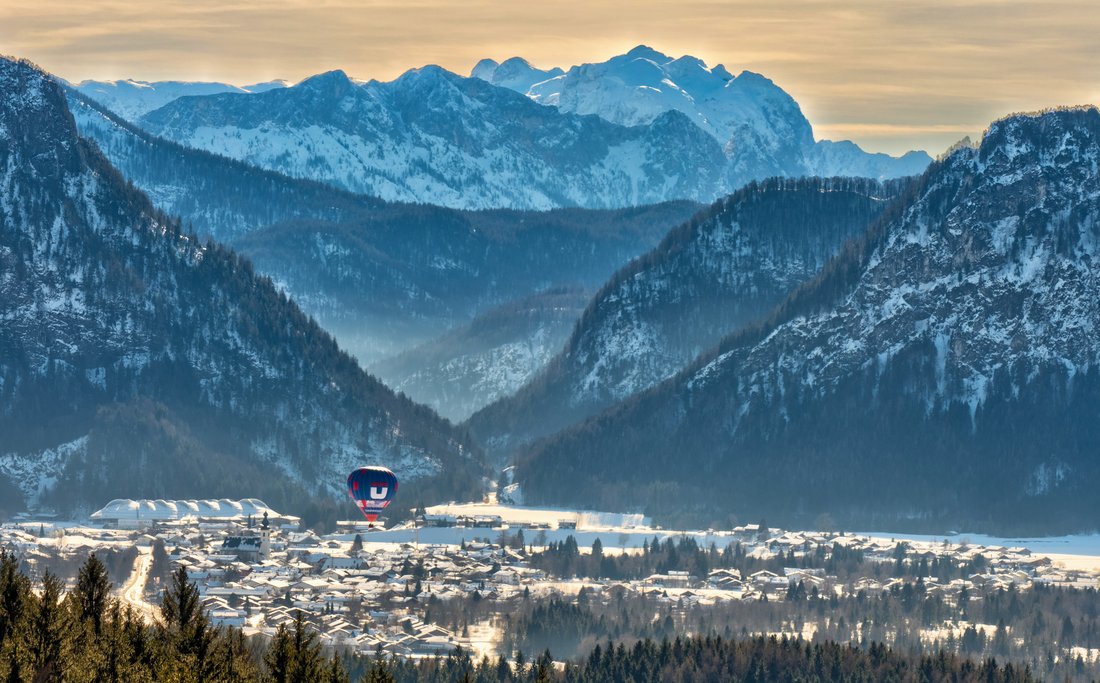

left=4, top=0, right=1098, bottom=155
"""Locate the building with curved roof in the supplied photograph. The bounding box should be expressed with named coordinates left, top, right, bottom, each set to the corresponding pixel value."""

left=90, top=498, right=296, bottom=528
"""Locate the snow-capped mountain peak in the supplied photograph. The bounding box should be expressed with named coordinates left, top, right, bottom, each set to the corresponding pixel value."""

left=299, top=68, right=353, bottom=86
left=620, top=44, right=671, bottom=63
left=525, top=49, right=810, bottom=147
left=391, top=64, right=464, bottom=92
left=242, top=79, right=292, bottom=93
left=470, top=57, right=564, bottom=93
left=471, top=58, right=500, bottom=80
left=69, top=77, right=285, bottom=121
left=495, top=46, right=931, bottom=185
left=104, top=49, right=930, bottom=212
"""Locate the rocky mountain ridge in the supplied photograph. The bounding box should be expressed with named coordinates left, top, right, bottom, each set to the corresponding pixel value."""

left=85, top=48, right=932, bottom=211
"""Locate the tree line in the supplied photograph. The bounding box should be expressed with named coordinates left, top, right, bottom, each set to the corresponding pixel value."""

left=0, top=550, right=1055, bottom=682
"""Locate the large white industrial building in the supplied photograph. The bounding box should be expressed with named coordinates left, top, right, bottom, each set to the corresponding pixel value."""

left=89, top=498, right=297, bottom=529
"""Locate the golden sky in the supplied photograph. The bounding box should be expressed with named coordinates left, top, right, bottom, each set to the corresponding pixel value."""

left=3, top=0, right=1098, bottom=155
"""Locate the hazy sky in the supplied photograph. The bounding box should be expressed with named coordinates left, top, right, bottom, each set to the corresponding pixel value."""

left=4, top=0, right=1098, bottom=155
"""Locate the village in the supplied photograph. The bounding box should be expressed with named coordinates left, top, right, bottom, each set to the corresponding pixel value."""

left=1, top=498, right=1098, bottom=661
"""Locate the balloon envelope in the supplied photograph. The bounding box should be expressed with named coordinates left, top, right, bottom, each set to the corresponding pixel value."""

left=347, top=467, right=398, bottom=523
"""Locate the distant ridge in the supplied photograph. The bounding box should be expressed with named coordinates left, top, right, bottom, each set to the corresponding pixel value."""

left=63, top=47, right=932, bottom=212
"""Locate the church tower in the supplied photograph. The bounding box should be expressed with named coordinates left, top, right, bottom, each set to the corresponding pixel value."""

left=260, top=511, right=271, bottom=560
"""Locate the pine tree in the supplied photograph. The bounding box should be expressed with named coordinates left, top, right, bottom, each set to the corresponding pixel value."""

left=160, top=566, right=201, bottom=631
left=25, top=571, right=67, bottom=683
left=5, top=649, right=21, bottom=683
left=363, top=658, right=395, bottom=683
left=264, top=624, right=292, bottom=683
left=0, top=552, right=28, bottom=645
left=75, top=554, right=113, bottom=635
left=160, top=565, right=215, bottom=679
left=324, top=651, right=349, bottom=683
left=288, top=610, right=322, bottom=683
left=534, top=650, right=553, bottom=683
left=150, top=540, right=171, bottom=582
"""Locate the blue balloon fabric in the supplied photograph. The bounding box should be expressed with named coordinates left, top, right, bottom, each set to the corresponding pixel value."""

left=347, top=466, right=398, bottom=523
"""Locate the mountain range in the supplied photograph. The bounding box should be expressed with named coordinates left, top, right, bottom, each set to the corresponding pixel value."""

left=476, top=46, right=932, bottom=186
left=67, top=89, right=698, bottom=365
left=136, top=66, right=729, bottom=211
left=0, top=57, right=484, bottom=513
left=9, top=48, right=1099, bottom=536
left=468, top=176, right=908, bottom=461
left=68, top=78, right=289, bottom=121
left=74, top=47, right=930, bottom=211
left=511, top=107, right=1100, bottom=534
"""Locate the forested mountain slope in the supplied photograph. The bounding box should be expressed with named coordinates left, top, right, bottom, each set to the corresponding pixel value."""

left=67, top=89, right=385, bottom=241
left=516, top=108, right=1100, bottom=534
left=0, top=57, right=484, bottom=512
left=371, top=287, right=589, bottom=421
left=469, top=177, right=905, bottom=461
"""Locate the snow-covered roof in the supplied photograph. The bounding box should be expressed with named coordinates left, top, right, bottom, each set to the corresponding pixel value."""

left=90, top=498, right=283, bottom=521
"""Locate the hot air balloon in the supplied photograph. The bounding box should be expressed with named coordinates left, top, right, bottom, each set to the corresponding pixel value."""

left=347, top=466, right=398, bottom=527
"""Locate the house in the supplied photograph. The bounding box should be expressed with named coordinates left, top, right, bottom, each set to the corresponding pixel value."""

left=493, top=569, right=522, bottom=585
left=645, top=571, right=694, bottom=589
left=222, top=536, right=264, bottom=562
left=749, top=570, right=785, bottom=589
left=209, top=608, right=246, bottom=627
left=471, top=516, right=503, bottom=529
left=422, top=514, right=458, bottom=528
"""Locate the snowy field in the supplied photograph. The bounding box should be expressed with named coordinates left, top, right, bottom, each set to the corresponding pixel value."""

left=424, top=502, right=648, bottom=529
left=337, top=502, right=1100, bottom=570
left=856, top=530, right=1100, bottom=570
left=856, top=530, right=1100, bottom=557
left=16, top=501, right=1100, bottom=571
